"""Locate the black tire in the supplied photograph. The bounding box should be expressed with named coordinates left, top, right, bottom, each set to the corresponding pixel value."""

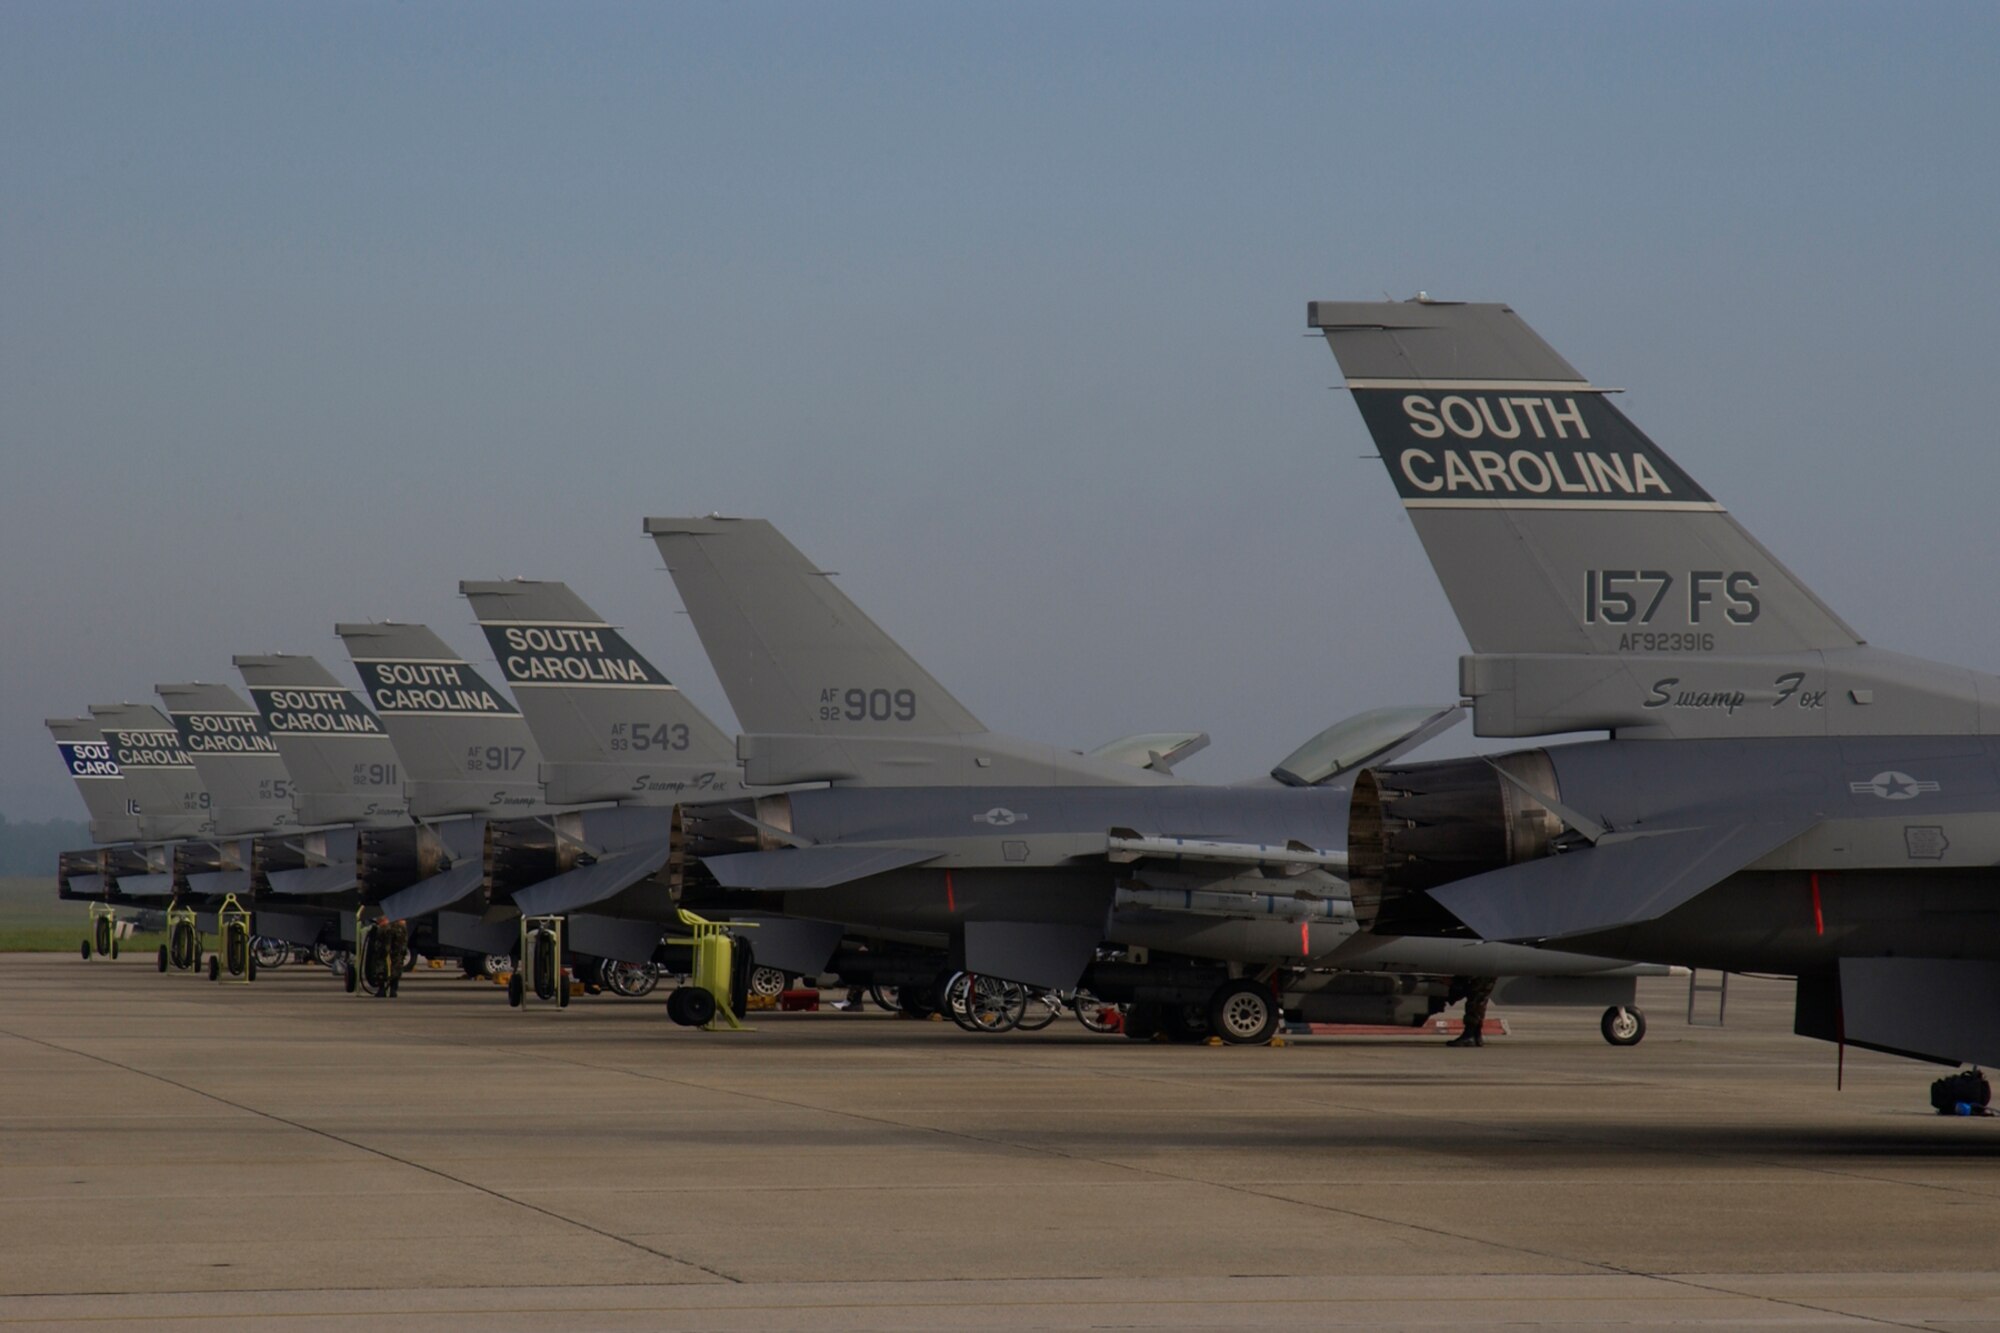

left=247, top=957, right=257, bottom=982
left=680, top=986, right=716, bottom=1026
left=1122, top=1001, right=1162, bottom=1041
left=157, top=944, right=169, bottom=973
left=898, top=982, right=940, bottom=1020
left=345, top=961, right=358, bottom=994
left=507, top=971, right=524, bottom=1007
left=207, top=956, right=219, bottom=982
left=530, top=930, right=560, bottom=1002
left=1012, top=990, right=1059, bottom=1032
left=665, top=986, right=693, bottom=1026
left=461, top=954, right=487, bottom=980
left=868, top=983, right=900, bottom=1012
left=557, top=972, right=570, bottom=1009
left=728, top=937, right=753, bottom=1020
left=111, top=940, right=119, bottom=960
left=81, top=940, right=91, bottom=961
left=1602, top=1005, right=1646, bottom=1046
left=1208, top=980, right=1280, bottom=1046
left=1171, top=1003, right=1213, bottom=1042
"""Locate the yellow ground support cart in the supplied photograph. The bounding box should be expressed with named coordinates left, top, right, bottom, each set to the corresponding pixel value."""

left=212, top=894, right=254, bottom=984
left=508, top=914, right=569, bottom=1009
left=160, top=903, right=204, bottom=975
left=80, top=902, right=119, bottom=962
left=664, top=909, right=755, bottom=1031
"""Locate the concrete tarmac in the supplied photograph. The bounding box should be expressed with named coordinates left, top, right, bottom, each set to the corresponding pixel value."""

left=3, top=954, right=1999, bottom=1330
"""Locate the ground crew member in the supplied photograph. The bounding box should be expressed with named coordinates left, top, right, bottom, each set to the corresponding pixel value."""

left=385, top=918, right=410, bottom=998
left=1446, top=974, right=1495, bottom=1047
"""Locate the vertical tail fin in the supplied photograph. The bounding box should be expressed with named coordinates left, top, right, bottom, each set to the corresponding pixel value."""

left=334, top=621, right=546, bottom=818
left=156, top=682, right=299, bottom=836
left=233, top=653, right=410, bottom=826
left=47, top=717, right=143, bottom=844
left=643, top=516, right=984, bottom=738
left=88, top=703, right=214, bottom=841
left=1309, top=299, right=1886, bottom=738
left=459, top=579, right=743, bottom=805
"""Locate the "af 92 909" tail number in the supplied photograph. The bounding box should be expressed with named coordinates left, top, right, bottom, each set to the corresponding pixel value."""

left=818, top=687, right=917, bottom=723
left=1584, top=569, right=1760, bottom=626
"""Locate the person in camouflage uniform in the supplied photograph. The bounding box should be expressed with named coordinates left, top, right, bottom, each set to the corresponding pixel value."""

left=384, top=918, right=410, bottom=998
left=1446, top=974, right=1496, bottom=1047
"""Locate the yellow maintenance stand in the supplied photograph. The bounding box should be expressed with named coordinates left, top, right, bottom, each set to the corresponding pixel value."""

left=213, top=894, right=254, bottom=984
left=81, top=902, right=119, bottom=961
left=665, top=909, right=755, bottom=1031
left=160, top=903, right=204, bottom=975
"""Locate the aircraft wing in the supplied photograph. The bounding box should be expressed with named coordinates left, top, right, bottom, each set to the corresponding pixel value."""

left=511, top=836, right=678, bottom=917
left=380, top=861, right=485, bottom=921
left=702, top=844, right=941, bottom=891
left=1431, top=818, right=1816, bottom=942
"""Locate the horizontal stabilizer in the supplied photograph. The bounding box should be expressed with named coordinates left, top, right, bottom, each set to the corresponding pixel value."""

left=183, top=870, right=252, bottom=897
left=1431, top=819, right=1813, bottom=942
left=510, top=837, right=677, bottom=917
left=1272, top=705, right=1463, bottom=787
left=264, top=865, right=359, bottom=897
left=702, top=843, right=940, bottom=891
left=380, top=861, right=485, bottom=920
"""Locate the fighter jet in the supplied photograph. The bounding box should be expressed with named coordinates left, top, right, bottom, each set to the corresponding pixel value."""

left=1309, top=297, right=2000, bottom=1069
left=645, top=516, right=1669, bottom=1040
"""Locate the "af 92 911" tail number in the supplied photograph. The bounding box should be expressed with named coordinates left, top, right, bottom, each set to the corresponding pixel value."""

left=1584, top=569, right=1759, bottom=626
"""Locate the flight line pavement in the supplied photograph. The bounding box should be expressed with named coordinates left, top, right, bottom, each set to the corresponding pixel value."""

left=2, top=955, right=1999, bottom=1330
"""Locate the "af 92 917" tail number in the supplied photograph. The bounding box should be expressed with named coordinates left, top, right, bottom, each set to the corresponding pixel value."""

left=1584, top=569, right=1759, bottom=626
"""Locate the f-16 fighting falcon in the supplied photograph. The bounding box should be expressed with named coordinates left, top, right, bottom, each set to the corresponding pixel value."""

left=1310, top=296, right=2000, bottom=1071
left=646, top=516, right=1670, bottom=1042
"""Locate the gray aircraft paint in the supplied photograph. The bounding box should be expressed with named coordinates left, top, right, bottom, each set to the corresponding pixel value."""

left=333, top=621, right=546, bottom=819
left=89, top=703, right=214, bottom=841
left=1314, top=297, right=2000, bottom=1068
left=156, top=681, right=300, bottom=838
left=646, top=515, right=1171, bottom=788
left=46, top=717, right=143, bottom=844
left=234, top=654, right=410, bottom=828
left=1307, top=299, right=1997, bottom=742
left=459, top=579, right=745, bottom=805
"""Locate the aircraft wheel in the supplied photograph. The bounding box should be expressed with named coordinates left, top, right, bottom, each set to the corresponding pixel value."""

left=869, top=983, right=900, bottom=1012
left=1208, top=980, right=1280, bottom=1045
left=207, top=956, right=219, bottom=982
left=157, top=944, right=169, bottom=973
left=681, top=986, right=716, bottom=1027
left=1072, top=992, right=1123, bottom=1034
left=1171, top=1003, right=1213, bottom=1042
left=81, top=940, right=91, bottom=961
left=749, top=966, right=787, bottom=999
left=345, top=961, right=359, bottom=994
left=460, top=954, right=486, bottom=979
left=898, top=984, right=939, bottom=1020
left=507, top=971, right=524, bottom=1007
left=1122, top=1001, right=1161, bottom=1041
left=1602, top=1005, right=1646, bottom=1046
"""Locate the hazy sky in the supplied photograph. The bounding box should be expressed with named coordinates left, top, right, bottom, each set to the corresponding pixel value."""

left=4, top=3, right=1997, bottom=822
